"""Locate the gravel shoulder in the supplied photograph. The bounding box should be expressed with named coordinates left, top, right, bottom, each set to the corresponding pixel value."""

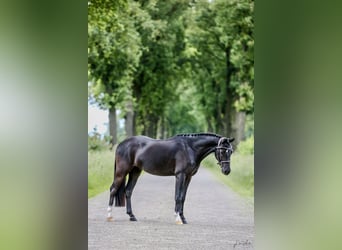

left=88, top=167, right=254, bottom=250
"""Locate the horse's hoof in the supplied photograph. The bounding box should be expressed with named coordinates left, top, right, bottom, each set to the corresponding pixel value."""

left=175, top=213, right=184, bottom=224
left=130, top=217, right=137, bottom=221
left=181, top=216, right=188, bottom=224
left=107, top=217, right=113, bottom=222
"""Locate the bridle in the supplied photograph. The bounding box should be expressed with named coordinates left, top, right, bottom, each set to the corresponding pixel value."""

left=215, top=137, right=233, bottom=166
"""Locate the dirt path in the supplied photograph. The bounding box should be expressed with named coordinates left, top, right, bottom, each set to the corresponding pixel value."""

left=88, top=167, right=254, bottom=249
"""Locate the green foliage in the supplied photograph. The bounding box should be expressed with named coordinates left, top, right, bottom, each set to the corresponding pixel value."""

left=233, top=81, right=254, bottom=112
left=88, top=0, right=254, bottom=139
left=88, top=0, right=141, bottom=110
left=132, top=0, right=191, bottom=136
left=164, top=81, right=207, bottom=135
left=185, top=0, right=254, bottom=133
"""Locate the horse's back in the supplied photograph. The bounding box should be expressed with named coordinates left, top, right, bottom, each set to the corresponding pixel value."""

left=115, top=135, right=183, bottom=176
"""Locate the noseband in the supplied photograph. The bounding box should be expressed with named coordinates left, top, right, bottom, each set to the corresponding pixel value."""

left=215, top=137, right=233, bottom=166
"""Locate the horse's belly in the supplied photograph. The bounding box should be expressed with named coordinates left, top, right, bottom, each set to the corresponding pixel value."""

left=142, top=165, right=175, bottom=176
left=135, top=148, right=176, bottom=176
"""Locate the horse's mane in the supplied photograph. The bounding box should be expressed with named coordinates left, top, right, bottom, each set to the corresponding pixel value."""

left=176, top=132, right=222, bottom=138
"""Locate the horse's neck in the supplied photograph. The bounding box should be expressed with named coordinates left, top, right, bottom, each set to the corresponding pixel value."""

left=192, top=137, right=219, bottom=163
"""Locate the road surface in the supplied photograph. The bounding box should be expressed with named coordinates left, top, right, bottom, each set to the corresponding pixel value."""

left=88, top=167, right=254, bottom=249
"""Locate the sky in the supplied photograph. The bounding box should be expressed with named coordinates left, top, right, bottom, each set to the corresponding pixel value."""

left=88, top=104, right=108, bottom=135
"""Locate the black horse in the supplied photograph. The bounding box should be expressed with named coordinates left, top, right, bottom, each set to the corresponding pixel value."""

left=107, top=133, right=234, bottom=224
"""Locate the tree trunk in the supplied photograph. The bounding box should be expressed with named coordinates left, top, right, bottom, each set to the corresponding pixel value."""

left=224, top=95, right=233, bottom=137
left=207, top=116, right=214, bottom=133
left=224, top=45, right=234, bottom=139
left=132, top=74, right=143, bottom=135
left=156, top=116, right=166, bottom=139
left=223, top=45, right=247, bottom=145
left=145, top=115, right=158, bottom=138
left=108, top=106, right=117, bottom=147
left=125, top=99, right=134, bottom=137
left=161, top=116, right=166, bottom=139
left=230, top=110, right=246, bottom=145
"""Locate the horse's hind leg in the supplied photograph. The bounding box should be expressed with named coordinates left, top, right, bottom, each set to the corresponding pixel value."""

left=108, top=182, right=118, bottom=218
left=125, top=167, right=141, bottom=221
left=107, top=170, right=127, bottom=221
left=107, top=182, right=119, bottom=220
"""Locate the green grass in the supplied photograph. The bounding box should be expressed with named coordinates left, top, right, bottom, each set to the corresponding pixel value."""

left=88, top=149, right=115, bottom=198
left=202, top=153, right=254, bottom=203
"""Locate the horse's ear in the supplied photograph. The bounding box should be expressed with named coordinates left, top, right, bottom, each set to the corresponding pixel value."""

left=229, top=138, right=235, bottom=143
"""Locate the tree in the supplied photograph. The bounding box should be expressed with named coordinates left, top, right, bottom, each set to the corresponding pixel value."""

left=185, top=0, right=254, bottom=143
left=87, top=0, right=254, bottom=143
left=130, top=0, right=191, bottom=138
left=88, top=0, right=142, bottom=145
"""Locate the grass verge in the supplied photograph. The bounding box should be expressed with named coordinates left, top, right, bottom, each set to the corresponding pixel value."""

left=88, top=149, right=114, bottom=198
left=202, top=153, right=254, bottom=203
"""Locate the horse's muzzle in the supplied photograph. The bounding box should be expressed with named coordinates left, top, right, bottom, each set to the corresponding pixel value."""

left=221, top=167, right=231, bottom=175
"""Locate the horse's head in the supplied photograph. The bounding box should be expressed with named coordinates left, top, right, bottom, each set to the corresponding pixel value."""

left=215, top=137, right=234, bottom=175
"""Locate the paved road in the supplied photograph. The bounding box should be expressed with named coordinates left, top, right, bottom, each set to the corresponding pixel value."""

left=88, top=167, right=254, bottom=249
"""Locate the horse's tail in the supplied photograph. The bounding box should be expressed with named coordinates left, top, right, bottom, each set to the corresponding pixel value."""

left=109, top=160, right=126, bottom=207
left=114, top=161, right=126, bottom=207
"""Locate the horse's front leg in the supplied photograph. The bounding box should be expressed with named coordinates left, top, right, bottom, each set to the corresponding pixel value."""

left=174, top=172, right=190, bottom=224
left=180, top=175, right=192, bottom=223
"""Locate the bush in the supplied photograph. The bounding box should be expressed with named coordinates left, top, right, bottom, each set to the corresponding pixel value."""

left=88, top=132, right=110, bottom=151
left=237, top=136, right=254, bottom=155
